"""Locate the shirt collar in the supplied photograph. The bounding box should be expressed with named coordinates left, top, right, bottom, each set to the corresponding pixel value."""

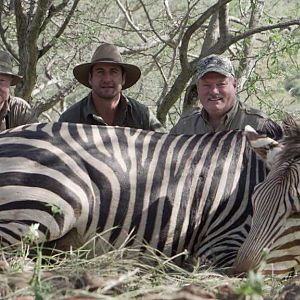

left=85, top=93, right=98, bottom=118
left=84, top=92, right=131, bottom=125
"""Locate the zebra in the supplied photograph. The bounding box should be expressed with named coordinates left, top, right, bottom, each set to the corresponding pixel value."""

left=233, top=123, right=300, bottom=276
left=0, top=122, right=272, bottom=271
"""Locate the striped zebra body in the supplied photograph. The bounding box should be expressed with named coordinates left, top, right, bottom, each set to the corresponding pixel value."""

left=0, top=122, right=267, bottom=268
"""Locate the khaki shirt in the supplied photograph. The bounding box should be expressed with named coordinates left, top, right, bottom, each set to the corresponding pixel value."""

left=59, top=93, right=165, bottom=132
left=0, top=96, right=36, bottom=132
left=171, top=100, right=283, bottom=140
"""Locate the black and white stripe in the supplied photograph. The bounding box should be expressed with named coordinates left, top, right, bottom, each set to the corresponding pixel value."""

left=0, top=122, right=267, bottom=268
left=233, top=126, right=300, bottom=275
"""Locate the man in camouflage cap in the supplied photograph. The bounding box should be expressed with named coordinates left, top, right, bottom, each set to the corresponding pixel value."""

left=171, top=54, right=283, bottom=140
left=0, top=50, right=36, bottom=131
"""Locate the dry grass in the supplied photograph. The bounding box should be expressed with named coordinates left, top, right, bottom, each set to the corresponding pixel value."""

left=0, top=236, right=293, bottom=300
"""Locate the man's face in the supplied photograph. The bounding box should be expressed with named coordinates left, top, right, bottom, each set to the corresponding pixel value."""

left=197, top=72, right=237, bottom=120
left=0, top=74, right=11, bottom=108
left=88, top=62, right=125, bottom=101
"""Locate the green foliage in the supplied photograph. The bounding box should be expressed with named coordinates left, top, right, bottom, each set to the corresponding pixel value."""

left=236, top=270, right=265, bottom=298
left=45, top=203, right=63, bottom=216
left=30, top=248, right=43, bottom=300
left=22, top=223, right=40, bottom=245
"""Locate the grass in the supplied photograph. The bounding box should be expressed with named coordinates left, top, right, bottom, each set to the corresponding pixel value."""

left=0, top=235, right=291, bottom=300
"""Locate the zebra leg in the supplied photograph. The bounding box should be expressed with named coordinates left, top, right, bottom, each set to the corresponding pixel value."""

left=0, top=187, right=81, bottom=248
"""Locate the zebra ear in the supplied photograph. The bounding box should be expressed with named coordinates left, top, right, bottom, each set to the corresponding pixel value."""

left=244, top=125, right=282, bottom=168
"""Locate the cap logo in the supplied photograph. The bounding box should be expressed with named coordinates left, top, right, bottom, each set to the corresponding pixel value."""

left=197, top=54, right=235, bottom=79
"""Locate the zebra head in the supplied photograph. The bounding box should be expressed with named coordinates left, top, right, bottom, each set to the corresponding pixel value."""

left=233, top=124, right=300, bottom=276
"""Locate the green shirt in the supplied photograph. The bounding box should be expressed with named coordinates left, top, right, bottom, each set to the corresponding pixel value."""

left=0, top=96, right=36, bottom=132
left=59, top=93, right=165, bottom=132
left=171, top=100, right=283, bottom=140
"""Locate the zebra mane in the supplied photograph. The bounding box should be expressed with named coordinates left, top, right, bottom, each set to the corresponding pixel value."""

left=277, top=123, right=300, bottom=166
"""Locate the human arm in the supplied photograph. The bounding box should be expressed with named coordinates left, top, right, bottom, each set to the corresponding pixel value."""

left=8, top=97, right=38, bottom=127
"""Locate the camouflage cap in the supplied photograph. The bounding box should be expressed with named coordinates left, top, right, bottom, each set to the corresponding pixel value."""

left=197, top=54, right=235, bottom=80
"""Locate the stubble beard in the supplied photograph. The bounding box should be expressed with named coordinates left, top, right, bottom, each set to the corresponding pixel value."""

left=93, top=88, right=118, bottom=102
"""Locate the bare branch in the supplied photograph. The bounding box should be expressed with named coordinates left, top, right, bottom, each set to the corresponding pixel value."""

left=237, top=0, right=265, bottom=90
left=33, top=79, right=79, bottom=117
left=39, top=0, right=80, bottom=58
left=201, top=12, right=219, bottom=54
left=157, top=66, right=193, bottom=123
left=164, top=0, right=173, bottom=22
left=179, top=0, right=233, bottom=70
left=138, top=0, right=175, bottom=47
left=28, top=0, right=51, bottom=42
left=218, top=3, right=230, bottom=42
left=115, top=0, right=147, bottom=42
left=39, top=0, right=71, bottom=34
left=14, top=0, right=28, bottom=59
left=0, top=0, right=16, bottom=58
left=213, top=18, right=300, bottom=53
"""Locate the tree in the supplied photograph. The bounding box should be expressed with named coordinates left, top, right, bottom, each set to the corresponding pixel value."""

left=0, top=0, right=299, bottom=126
left=0, top=0, right=80, bottom=119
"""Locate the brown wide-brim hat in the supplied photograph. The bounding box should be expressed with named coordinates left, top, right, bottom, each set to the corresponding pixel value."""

left=0, top=50, right=23, bottom=86
left=73, top=43, right=141, bottom=90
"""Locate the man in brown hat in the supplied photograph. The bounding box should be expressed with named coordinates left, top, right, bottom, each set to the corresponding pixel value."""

left=171, top=54, right=283, bottom=139
left=0, top=50, right=36, bottom=131
left=59, top=43, right=165, bottom=132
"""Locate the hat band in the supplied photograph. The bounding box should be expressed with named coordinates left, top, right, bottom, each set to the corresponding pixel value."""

left=92, top=57, right=122, bottom=64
